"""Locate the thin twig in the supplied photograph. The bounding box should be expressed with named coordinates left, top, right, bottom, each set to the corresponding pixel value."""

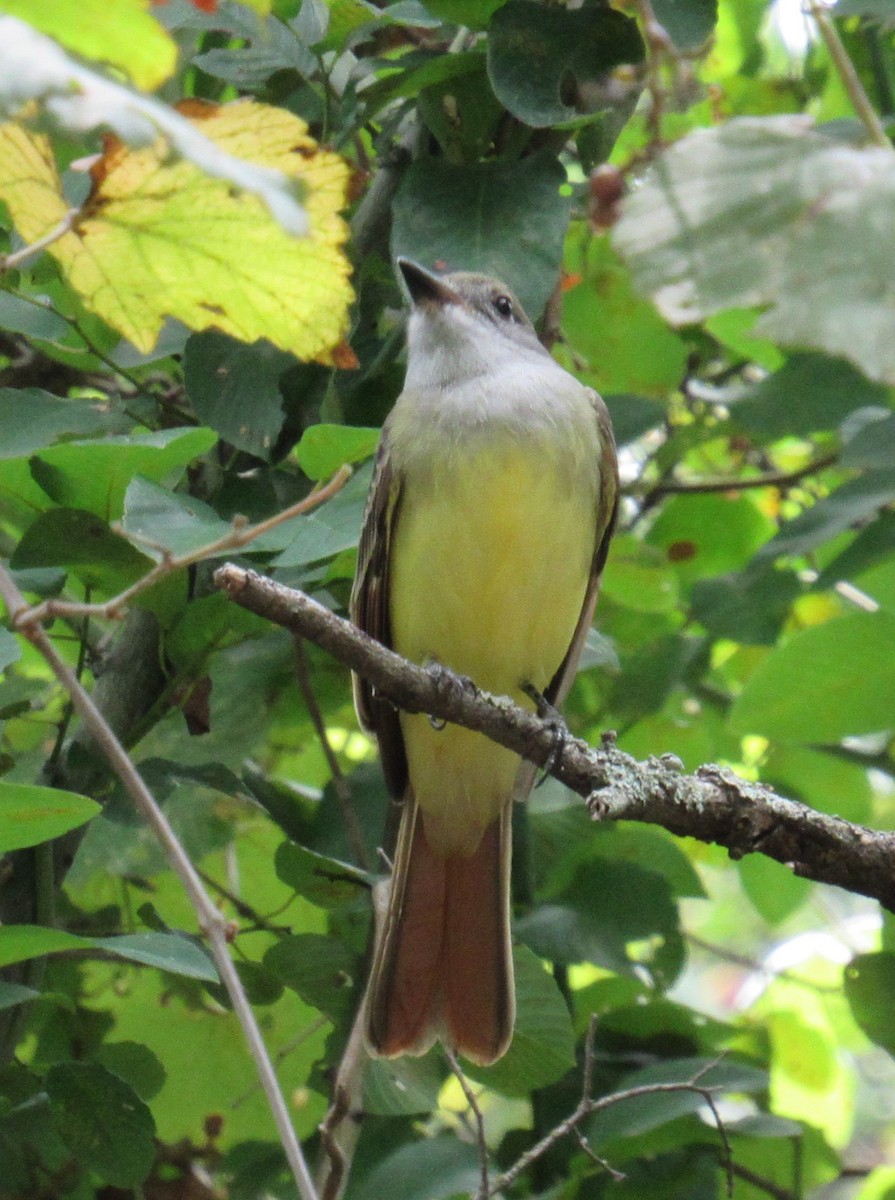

left=635, top=451, right=838, bottom=507
left=445, top=1048, right=490, bottom=1200
left=730, top=1161, right=796, bottom=1200
left=0, top=565, right=319, bottom=1200
left=293, top=637, right=370, bottom=870
left=12, top=466, right=352, bottom=628
left=0, top=208, right=80, bottom=272
left=702, top=1089, right=734, bottom=1198
left=807, top=0, right=892, bottom=150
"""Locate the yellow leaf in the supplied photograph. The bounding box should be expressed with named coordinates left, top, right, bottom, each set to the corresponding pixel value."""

left=0, top=0, right=177, bottom=90
left=0, top=101, right=354, bottom=364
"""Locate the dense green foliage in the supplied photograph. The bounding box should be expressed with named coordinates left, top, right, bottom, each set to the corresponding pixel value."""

left=1, top=0, right=895, bottom=1197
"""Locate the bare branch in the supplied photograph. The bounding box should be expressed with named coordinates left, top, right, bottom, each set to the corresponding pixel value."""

left=445, top=1049, right=490, bottom=1200
left=214, top=566, right=895, bottom=914
left=635, top=451, right=838, bottom=505
left=806, top=0, right=891, bottom=150
left=0, top=564, right=319, bottom=1200
left=0, top=207, right=80, bottom=272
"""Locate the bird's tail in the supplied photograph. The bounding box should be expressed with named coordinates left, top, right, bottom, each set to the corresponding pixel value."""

left=364, top=796, right=514, bottom=1066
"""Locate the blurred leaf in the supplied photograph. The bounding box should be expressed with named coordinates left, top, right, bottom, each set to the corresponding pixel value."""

left=729, top=611, right=895, bottom=741
left=0, top=628, right=21, bottom=674
left=651, top=0, right=718, bottom=49
left=419, top=0, right=507, bottom=28
left=646, top=493, right=774, bottom=587
left=563, top=235, right=687, bottom=398
left=732, top=354, right=888, bottom=439
left=364, top=1052, right=444, bottom=1117
left=391, top=151, right=570, bottom=319
left=0, top=388, right=110, bottom=458
left=600, top=535, right=680, bottom=614
left=1, top=0, right=177, bottom=89
left=183, top=332, right=295, bottom=459
left=691, top=565, right=801, bottom=645
left=121, top=476, right=233, bottom=560
left=757, top=472, right=895, bottom=562
left=516, top=859, right=684, bottom=986
left=487, top=0, right=643, bottom=128
left=349, top=1135, right=482, bottom=1200
left=94, top=1041, right=167, bottom=1102
left=817, top=510, right=895, bottom=588
left=844, top=952, right=895, bottom=1055
left=295, top=424, right=380, bottom=482
left=762, top=745, right=873, bottom=822
left=10, top=508, right=151, bottom=590
left=193, top=10, right=315, bottom=86
left=46, top=1062, right=155, bottom=1186
left=469, top=946, right=575, bottom=1094
left=614, top=116, right=895, bottom=386
left=0, top=782, right=100, bottom=853
left=0, top=105, right=352, bottom=360
left=841, top=411, right=895, bottom=469
left=603, top=393, right=667, bottom=446
left=264, top=932, right=359, bottom=1019
left=738, top=853, right=811, bottom=924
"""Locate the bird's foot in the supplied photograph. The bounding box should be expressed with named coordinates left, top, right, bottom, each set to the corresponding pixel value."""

left=522, top=682, right=570, bottom=787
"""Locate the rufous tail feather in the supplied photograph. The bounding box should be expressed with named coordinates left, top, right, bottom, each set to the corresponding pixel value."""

left=365, top=797, right=514, bottom=1066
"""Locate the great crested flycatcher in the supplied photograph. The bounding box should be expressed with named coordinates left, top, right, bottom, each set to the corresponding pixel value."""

left=351, top=258, right=618, bottom=1065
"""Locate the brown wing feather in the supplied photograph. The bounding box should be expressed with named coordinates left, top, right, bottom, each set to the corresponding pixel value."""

left=349, top=431, right=408, bottom=799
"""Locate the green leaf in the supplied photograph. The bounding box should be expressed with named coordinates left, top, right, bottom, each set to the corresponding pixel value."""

left=646, top=493, right=774, bottom=587
left=295, top=424, right=380, bottom=482
left=0, top=627, right=22, bottom=673
left=691, top=565, right=801, bottom=645
left=0, top=925, right=218, bottom=982
left=562, top=236, right=688, bottom=398
left=844, top=952, right=895, bottom=1055
left=350, top=1135, right=482, bottom=1200
left=0, top=294, right=70, bottom=344
left=467, top=945, right=575, bottom=1094
left=0, top=925, right=93, bottom=968
left=487, top=0, right=643, bottom=128
left=391, top=151, right=571, bottom=320
left=0, top=387, right=111, bottom=457
left=94, top=1041, right=167, bottom=1102
left=46, top=1062, right=156, bottom=1187
left=192, top=10, right=315, bottom=86
left=420, top=0, right=507, bottom=29
left=757, top=472, right=895, bottom=562
left=817, top=510, right=895, bottom=588
left=274, top=840, right=372, bottom=907
left=264, top=933, right=359, bottom=1019
left=364, top=1052, right=444, bottom=1117
left=121, top=476, right=233, bottom=560
left=28, top=427, right=217, bottom=521
left=0, top=981, right=40, bottom=1010
left=614, top=116, right=895, bottom=386
left=651, top=0, right=718, bottom=48
left=96, top=933, right=219, bottom=983
left=841, top=411, right=895, bottom=470
left=274, top=460, right=371, bottom=566
left=10, top=508, right=151, bottom=591
left=732, top=354, right=888, bottom=440
left=515, top=859, right=684, bottom=986
left=588, top=1057, right=767, bottom=1150
left=729, top=611, right=895, bottom=742
left=604, top=393, right=667, bottom=446
left=738, top=853, right=811, bottom=925
left=183, top=333, right=295, bottom=459
left=600, top=534, right=680, bottom=615
left=0, top=782, right=100, bottom=853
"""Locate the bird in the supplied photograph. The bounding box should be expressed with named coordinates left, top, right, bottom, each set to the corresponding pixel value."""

left=350, top=257, right=618, bottom=1065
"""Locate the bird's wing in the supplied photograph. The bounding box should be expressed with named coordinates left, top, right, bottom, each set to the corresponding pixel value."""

left=349, top=428, right=408, bottom=799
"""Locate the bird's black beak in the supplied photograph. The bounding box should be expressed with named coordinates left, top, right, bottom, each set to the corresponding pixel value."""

left=397, top=258, right=462, bottom=309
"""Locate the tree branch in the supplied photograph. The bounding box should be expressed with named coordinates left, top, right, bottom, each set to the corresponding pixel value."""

left=214, top=565, right=895, bottom=914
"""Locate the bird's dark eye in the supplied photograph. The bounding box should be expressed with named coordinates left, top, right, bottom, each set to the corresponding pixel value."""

left=493, top=294, right=513, bottom=319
